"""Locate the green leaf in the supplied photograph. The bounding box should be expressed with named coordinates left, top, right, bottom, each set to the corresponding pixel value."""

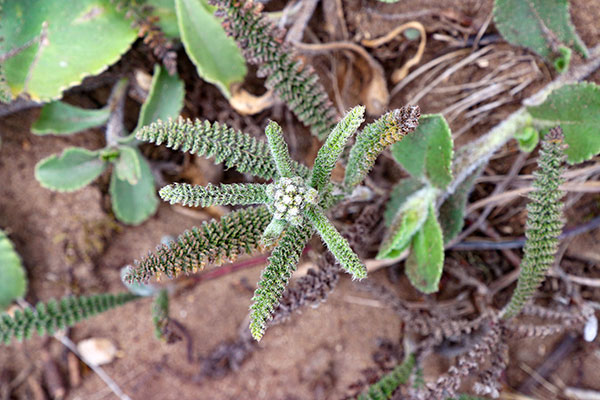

left=135, top=64, right=185, bottom=133
left=493, top=0, right=588, bottom=67
left=438, top=165, right=484, bottom=244
left=31, top=101, right=110, bottom=135
left=35, top=147, right=107, bottom=192
left=0, top=0, right=137, bottom=101
left=114, top=146, right=142, bottom=185
left=0, top=230, right=27, bottom=310
left=391, top=114, right=453, bottom=189
left=110, top=149, right=159, bottom=225
left=527, top=82, right=600, bottom=164
left=384, top=178, right=425, bottom=226
left=147, top=0, right=180, bottom=38
left=405, top=201, right=444, bottom=294
left=175, top=0, right=246, bottom=98
left=378, top=186, right=436, bottom=260
left=515, top=126, right=540, bottom=153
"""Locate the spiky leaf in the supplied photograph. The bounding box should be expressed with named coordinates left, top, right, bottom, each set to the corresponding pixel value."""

left=159, top=182, right=268, bottom=207
left=0, top=292, right=139, bottom=344
left=265, top=121, right=294, bottom=178
left=0, top=0, right=137, bottom=101
left=493, top=0, right=587, bottom=63
left=527, top=82, right=600, bottom=164
left=135, top=64, right=185, bottom=134
left=175, top=0, right=246, bottom=97
left=152, top=289, right=170, bottom=340
left=109, top=148, right=159, bottom=225
left=358, top=354, right=416, bottom=400
left=126, top=206, right=272, bottom=282
left=250, top=223, right=313, bottom=340
left=31, top=101, right=110, bottom=135
left=345, top=106, right=420, bottom=188
left=0, top=231, right=27, bottom=310
left=405, top=201, right=444, bottom=294
left=35, top=147, right=107, bottom=192
left=392, top=114, right=453, bottom=189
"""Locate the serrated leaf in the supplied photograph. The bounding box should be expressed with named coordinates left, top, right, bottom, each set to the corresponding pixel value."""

left=391, top=114, right=453, bottom=189
left=378, top=186, right=436, bottom=260
left=439, top=165, right=484, bottom=244
left=175, top=0, right=247, bottom=98
left=405, top=201, right=444, bottom=294
left=114, top=146, right=141, bottom=185
left=35, top=147, right=107, bottom=192
left=493, top=0, right=588, bottom=67
left=135, top=64, right=185, bottom=133
left=31, top=101, right=110, bottom=135
left=384, top=178, right=425, bottom=226
left=110, top=149, right=158, bottom=225
left=0, top=230, right=27, bottom=310
left=527, top=82, right=600, bottom=164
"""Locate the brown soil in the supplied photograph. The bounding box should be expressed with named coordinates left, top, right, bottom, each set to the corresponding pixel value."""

left=1, top=0, right=600, bottom=399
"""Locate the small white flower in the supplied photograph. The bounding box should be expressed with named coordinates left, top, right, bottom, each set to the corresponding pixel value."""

left=276, top=203, right=287, bottom=213
left=288, top=207, right=299, bottom=216
left=282, top=195, right=292, bottom=204
left=294, top=195, right=303, bottom=205
left=285, top=184, right=296, bottom=193
left=274, top=190, right=284, bottom=200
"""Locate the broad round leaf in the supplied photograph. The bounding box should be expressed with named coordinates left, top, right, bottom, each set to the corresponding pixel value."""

left=32, top=101, right=110, bottom=135
left=35, top=147, right=107, bottom=192
left=0, top=230, right=27, bottom=310
left=114, top=146, right=142, bottom=185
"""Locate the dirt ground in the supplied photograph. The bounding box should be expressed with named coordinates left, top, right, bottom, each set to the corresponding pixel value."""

left=1, top=0, right=600, bottom=399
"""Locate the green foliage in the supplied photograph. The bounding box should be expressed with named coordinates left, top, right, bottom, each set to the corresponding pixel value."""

left=383, top=178, right=425, bottom=226
left=0, top=292, right=139, bottom=344
left=175, top=0, right=246, bottom=97
left=0, top=65, right=12, bottom=104
left=357, top=354, right=416, bottom=400
left=265, top=121, right=295, bottom=179
left=35, top=147, right=108, bottom=192
left=391, top=114, right=453, bottom=189
left=310, top=106, right=365, bottom=192
left=31, top=101, right=110, bottom=135
left=405, top=202, right=445, bottom=294
left=554, top=46, right=572, bottom=74
left=527, top=82, right=600, bottom=164
left=152, top=289, right=170, bottom=340
left=515, top=126, right=540, bottom=153
left=147, top=0, right=180, bottom=38
left=114, top=146, right=142, bottom=185
left=125, top=206, right=273, bottom=282
left=209, top=0, right=337, bottom=139
left=159, top=183, right=268, bottom=207
left=493, top=0, right=587, bottom=72
left=250, top=224, right=313, bottom=340
left=501, top=127, right=566, bottom=320
left=0, top=0, right=137, bottom=101
left=345, top=106, right=421, bottom=189
left=0, top=231, right=27, bottom=310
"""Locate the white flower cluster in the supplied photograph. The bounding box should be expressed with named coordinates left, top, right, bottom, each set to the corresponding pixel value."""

left=265, top=177, right=318, bottom=225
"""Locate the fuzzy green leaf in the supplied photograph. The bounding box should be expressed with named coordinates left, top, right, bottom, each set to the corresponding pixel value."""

left=31, top=101, right=110, bottom=135
left=527, top=82, right=600, bottom=164
left=265, top=121, right=294, bottom=178
left=175, top=0, right=246, bottom=97
left=0, top=0, right=137, bottom=101
left=159, top=182, right=268, bottom=207
left=109, top=149, right=159, bottom=225
left=306, top=207, right=366, bottom=279
left=378, top=186, right=436, bottom=260
left=391, top=114, right=453, bottom=189
left=345, top=106, right=420, bottom=189
left=135, top=64, right=185, bottom=133
left=493, top=0, right=588, bottom=67
left=250, top=223, right=313, bottom=340
left=126, top=206, right=272, bottom=282
left=515, top=126, right=540, bottom=153
left=114, top=146, right=141, bottom=185
left=35, top=147, right=107, bottom=192
left=0, top=292, right=139, bottom=344
left=137, top=117, right=311, bottom=180
left=405, top=201, right=444, bottom=294
left=0, top=231, right=27, bottom=310
left=310, top=106, right=365, bottom=192
left=384, top=178, right=425, bottom=226
left=438, top=165, right=484, bottom=244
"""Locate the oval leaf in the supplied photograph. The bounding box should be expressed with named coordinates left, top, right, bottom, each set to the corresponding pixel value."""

left=0, top=0, right=137, bottom=101
left=114, top=146, right=142, bottom=185
left=378, top=186, right=436, bottom=260
left=32, top=101, right=110, bottom=135
left=110, top=149, right=159, bottom=225
left=35, top=147, right=107, bottom=192
left=175, top=0, right=247, bottom=98
left=391, top=114, right=453, bottom=189
left=0, top=230, right=27, bottom=310
left=135, top=64, right=185, bottom=133
left=405, top=201, right=444, bottom=294
left=527, top=82, right=600, bottom=164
